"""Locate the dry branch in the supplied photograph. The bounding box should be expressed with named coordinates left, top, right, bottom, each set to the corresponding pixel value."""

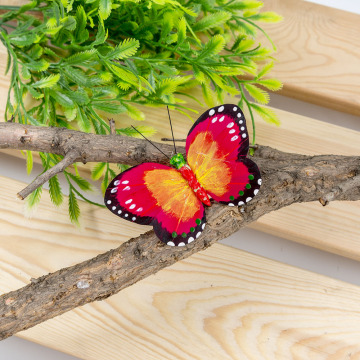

left=0, top=122, right=360, bottom=339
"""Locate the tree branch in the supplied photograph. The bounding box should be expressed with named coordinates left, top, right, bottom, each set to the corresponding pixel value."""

left=0, top=122, right=360, bottom=339
left=17, top=151, right=79, bottom=200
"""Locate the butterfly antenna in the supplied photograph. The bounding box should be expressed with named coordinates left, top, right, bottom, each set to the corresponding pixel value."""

left=167, top=106, right=177, bottom=154
left=131, top=126, right=170, bottom=160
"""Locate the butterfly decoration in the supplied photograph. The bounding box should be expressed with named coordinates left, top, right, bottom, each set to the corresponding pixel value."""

left=104, top=104, right=261, bottom=247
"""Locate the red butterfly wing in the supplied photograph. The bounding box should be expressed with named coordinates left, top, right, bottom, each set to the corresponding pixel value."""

left=104, top=163, right=206, bottom=246
left=186, top=104, right=262, bottom=206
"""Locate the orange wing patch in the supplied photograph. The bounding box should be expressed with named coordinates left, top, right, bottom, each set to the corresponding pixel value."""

left=144, top=168, right=201, bottom=222
left=187, top=131, right=231, bottom=196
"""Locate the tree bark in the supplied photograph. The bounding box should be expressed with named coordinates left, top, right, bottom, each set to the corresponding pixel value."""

left=0, top=122, right=360, bottom=340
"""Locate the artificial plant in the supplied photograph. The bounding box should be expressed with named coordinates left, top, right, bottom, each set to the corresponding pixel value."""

left=0, top=0, right=282, bottom=222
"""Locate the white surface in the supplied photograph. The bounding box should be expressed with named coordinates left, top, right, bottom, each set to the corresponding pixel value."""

left=1, top=0, right=360, bottom=359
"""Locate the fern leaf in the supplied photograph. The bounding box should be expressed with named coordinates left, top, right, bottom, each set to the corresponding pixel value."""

left=31, top=74, right=60, bottom=89
left=68, top=189, right=80, bottom=225
left=197, top=35, right=225, bottom=60
left=49, top=175, right=63, bottom=206
left=192, top=11, right=231, bottom=32
left=244, top=83, right=269, bottom=104
left=105, top=38, right=140, bottom=60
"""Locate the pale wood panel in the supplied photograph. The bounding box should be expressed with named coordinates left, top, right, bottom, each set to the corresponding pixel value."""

left=2, top=209, right=360, bottom=359
left=262, top=0, right=360, bottom=115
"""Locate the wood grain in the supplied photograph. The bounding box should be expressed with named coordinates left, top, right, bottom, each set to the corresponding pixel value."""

left=262, top=0, right=360, bottom=115
left=1, top=183, right=360, bottom=359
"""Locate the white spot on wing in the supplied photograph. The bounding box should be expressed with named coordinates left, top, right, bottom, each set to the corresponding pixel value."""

left=228, top=203, right=234, bottom=206
left=114, top=180, right=120, bottom=186
left=242, top=133, right=246, bottom=138
left=219, top=116, right=225, bottom=122
left=254, top=189, right=259, bottom=195
left=196, top=231, right=202, bottom=238
left=211, top=117, right=217, bottom=123
left=107, top=200, right=111, bottom=205
left=132, top=217, right=136, bottom=221
left=237, top=113, right=242, bottom=118
left=125, top=213, right=128, bottom=217
left=202, top=223, right=205, bottom=230
left=258, top=179, right=262, bottom=185
left=227, top=122, right=234, bottom=128
left=112, top=206, right=116, bottom=211
left=122, top=180, right=129, bottom=184
left=129, top=204, right=136, bottom=209
left=188, top=237, right=195, bottom=243
left=240, top=126, right=245, bottom=131
left=238, top=201, right=244, bottom=206
left=246, top=197, right=252, bottom=202
left=118, top=210, right=122, bottom=214
left=209, top=109, right=215, bottom=116
left=229, top=129, right=235, bottom=134
left=123, top=186, right=130, bottom=191
left=218, top=105, right=224, bottom=112
left=239, top=120, right=243, bottom=124
left=167, top=241, right=175, bottom=246
left=137, top=207, right=143, bottom=212
left=125, top=199, right=132, bottom=204
left=111, top=188, right=117, bottom=193
left=231, top=135, right=239, bottom=141
left=178, top=242, right=186, bottom=247
left=233, top=106, right=237, bottom=111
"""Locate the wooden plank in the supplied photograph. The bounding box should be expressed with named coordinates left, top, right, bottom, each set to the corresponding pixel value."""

left=1, top=181, right=360, bottom=358
left=262, top=0, right=360, bottom=115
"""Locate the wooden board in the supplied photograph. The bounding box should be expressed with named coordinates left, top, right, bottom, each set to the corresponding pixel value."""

left=262, top=0, right=360, bottom=115
left=2, top=180, right=360, bottom=359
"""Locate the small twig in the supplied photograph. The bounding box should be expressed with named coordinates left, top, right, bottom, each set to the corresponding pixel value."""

left=319, top=175, right=360, bottom=206
left=109, top=118, right=116, bottom=135
left=17, top=151, right=79, bottom=200
left=7, top=115, right=14, bottom=123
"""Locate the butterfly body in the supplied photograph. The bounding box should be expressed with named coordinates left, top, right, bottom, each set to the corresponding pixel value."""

left=170, top=153, right=211, bottom=206
left=105, top=104, right=261, bottom=246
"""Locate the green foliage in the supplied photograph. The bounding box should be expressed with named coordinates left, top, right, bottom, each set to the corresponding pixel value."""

left=0, top=0, right=282, bottom=221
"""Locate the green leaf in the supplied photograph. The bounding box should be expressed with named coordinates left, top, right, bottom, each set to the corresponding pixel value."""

left=93, top=18, right=107, bottom=45
left=74, top=5, right=89, bottom=43
left=66, top=88, right=90, bottom=105
left=105, top=38, right=140, bottom=60
left=123, top=103, right=145, bottom=121
left=91, top=162, right=106, bottom=180
left=67, top=172, right=93, bottom=191
left=249, top=11, right=283, bottom=23
left=197, top=35, right=225, bottom=60
left=192, top=11, right=231, bottom=32
left=244, top=83, right=269, bottom=104
left=61, top=16, right=77, bottom=30
left=117, top=125, right=156, bottom=138
left=49, top=175, right=63, bottom=206
left=28, top=86, right=44, bottom=99
left=156, top=75, right=193, bottom=97
left=101, top=168, right=109, bottom=195
left=63, top=66, right=89, bottom=87
left=257, top=78, right=283, bottom=91
left=256, top=61, right=274, bottom=79
left=65, top=49, right=97, bottom=65
left=26, top=186, right=43, bottom=210
left=201, top=83, right=216, bottom=107
left=177, top=17, right=186, bottom=44
left=50, top=89, right=75, bottom=107
left=109, top=64, right=138, bottom=87
left=225, top=0, right=263, bottom=10
left=251, top=103, right=280, bottom=125
left=28, top=44, right=43, bottom=60
left=24, top=59, right=50, bottom=72
left=26, top=150, right=33, bottom=175
left=99, top=0, right=112, bottom=20
left=32, top=74, right=60, bottom=89
left=68, top=189, right=80, bottom=225
left=10, top=33, right=37, bottom=47
left=92, top=101, right=126, bottom=113
left=77, top=107, right=92, bottom=132
left=64, top=107, right=77, bottom=121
